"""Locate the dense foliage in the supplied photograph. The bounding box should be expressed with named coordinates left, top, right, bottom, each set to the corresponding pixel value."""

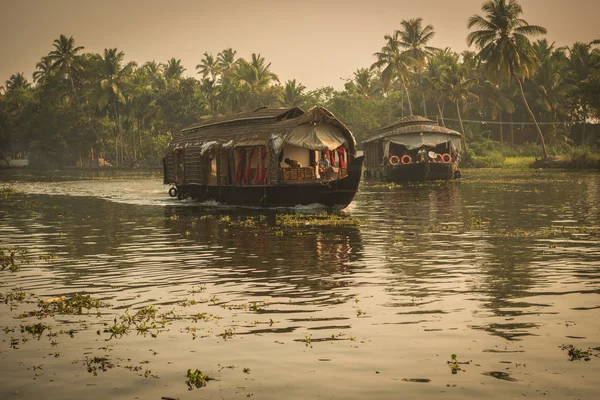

left=1, top=0, right=598, bottom=167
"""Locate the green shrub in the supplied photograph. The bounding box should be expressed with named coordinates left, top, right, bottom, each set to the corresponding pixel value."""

left=469, top=151, right=505, bottom=168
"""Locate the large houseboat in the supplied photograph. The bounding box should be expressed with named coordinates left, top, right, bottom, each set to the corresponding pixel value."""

left=163, top=106, right=364, bottom=208
left=363, top=116, right=463, bottom=182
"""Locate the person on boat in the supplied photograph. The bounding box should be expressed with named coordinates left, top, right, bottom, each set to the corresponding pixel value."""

left=284, top=158, right=302, bottom=168
left=318, top=154, right=335, bottom=180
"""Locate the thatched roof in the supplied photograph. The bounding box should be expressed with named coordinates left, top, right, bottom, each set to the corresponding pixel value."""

left=168, top=106, right=356, bottom=152
left=364, top=115, right=461, bottom=143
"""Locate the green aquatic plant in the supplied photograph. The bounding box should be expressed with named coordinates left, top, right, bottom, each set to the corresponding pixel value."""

left=0, top=187, right=23, bottom=200
left=220, top=328, right=234, bottom=340
left=186, top=368, right=211, bottom=389
left=560, top=345, right=600, bottom=361
left=0, top=247, right=29, bottom=272
left=276, top=213, right=359, bottom=228
left=85, top=356, right=114, bottom=376
left=21, top=323, right=51, bottom=339
left=447, top=353, right=470, bottom=374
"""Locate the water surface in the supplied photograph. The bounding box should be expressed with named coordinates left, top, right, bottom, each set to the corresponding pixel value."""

left=1, top=168, right=599, bottom=399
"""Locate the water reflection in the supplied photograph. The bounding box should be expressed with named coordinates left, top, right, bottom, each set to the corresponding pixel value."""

left=162, top=206, right=364, bottom=301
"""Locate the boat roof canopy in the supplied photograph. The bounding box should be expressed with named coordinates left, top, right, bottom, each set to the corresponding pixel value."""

left=169, top=106, right=356, bottom=153
left=364, top=115, right=462, bottom=144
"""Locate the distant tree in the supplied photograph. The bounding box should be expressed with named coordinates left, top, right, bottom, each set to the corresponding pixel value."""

left=96, top=48, right=137, bottom=164
left=281, top=79, right=306, bottom=107
left=47, top=35, right=107, bottom=155
left=467, top=0, right=549, bottom=158
left=5, top=73, right=31, bottom=91
left=372, top=32, right=415, bottom=114
left=196, top=52, right=220, bottom=80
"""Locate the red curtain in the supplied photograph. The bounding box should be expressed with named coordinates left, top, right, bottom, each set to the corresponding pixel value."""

left=244, top=148, right=256, bottom=183
left=234, top=149, right=245, bottom=184
left=337, top=147, right=346, bottom=169
left=332, top=149, right=337, bottom=167
left=254, top=146, right=267, bottom=184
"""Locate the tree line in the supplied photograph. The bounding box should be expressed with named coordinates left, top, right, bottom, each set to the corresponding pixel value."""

left=1, top=0, right=599, bottom=167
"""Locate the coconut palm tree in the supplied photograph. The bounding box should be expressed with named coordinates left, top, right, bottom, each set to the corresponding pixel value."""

left=47, top=34, right=107, bottom=155
left=196, top=52, right=220, bottom=81
left=477, top=80, right=515, bottom=145
left=372, top=32, right=415, bottom=114
left=440, top=55, right=478, bottom=149
left=421, top=50, right=455, bottom=125
left=5, top=73, right=31, bottom=91
left=566, top=41, right=600, bottom=144
left=345, top=68, right=380, bottom=98
left=235, top=53, right=279, bottom=93
left=33, top=57, right=54, bottom=86
left=467, top=0, right=549, bottom=159
left=531, top=40, right=577, bottom=121
left=163, top=58, right=186, bottom=85
left=281, top=79, right=306, bottom=107
left=217, top=48, right=238, bottom=77
left=96, top=48, right=137, bottom=164
left=397, top=18, right=439, bottom=115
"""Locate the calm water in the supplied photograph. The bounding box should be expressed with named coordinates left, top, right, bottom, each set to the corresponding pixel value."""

left=0, top=168, right=599, bottom=400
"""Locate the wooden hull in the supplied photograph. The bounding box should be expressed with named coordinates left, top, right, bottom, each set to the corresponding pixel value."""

left=366, top=161, right=458, bottom=183
left=174, top=156, right=364, bottom=208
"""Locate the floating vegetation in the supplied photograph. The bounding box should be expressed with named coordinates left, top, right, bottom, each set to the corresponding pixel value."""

left=1, top=289, right=35, bottom=306
left=21, top=323, right=51, bottom=339
left=0, top=187, right=22, bottom=200
left=220, top=328, right=235, bottom=340
left=505, top=226, right=600, bottom=238
left=447, top=354, right=470, bottom=374
left=186, top=368, right=213, bottom=389
left=85, top=356, right=115, bottom=375
left=103, top=306, right=165, bottom=339
left=276, top=213, right=359, bottom=228
left=17, top=294, right=109, bottom=319
left=560, top=345, right=600, bottom=361
left=0, top=247, right=29, bottom=272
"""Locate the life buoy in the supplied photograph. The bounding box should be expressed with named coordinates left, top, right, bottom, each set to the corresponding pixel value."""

left=435, top=153, right=442, bottom=162
left=442, top=153, right=452, bottom=163
left=401, top=155, right=412, bottom=164
left=389, top=156, right=400, bottom=166
left=168, top=187, right=177, bottom=197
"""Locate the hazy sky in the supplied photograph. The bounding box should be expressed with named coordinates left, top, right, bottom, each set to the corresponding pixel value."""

left=1, top=0, right=599, bottom=90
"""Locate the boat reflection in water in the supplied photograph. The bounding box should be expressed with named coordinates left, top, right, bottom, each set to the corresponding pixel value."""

left=163, top=207, right=364, bottom=300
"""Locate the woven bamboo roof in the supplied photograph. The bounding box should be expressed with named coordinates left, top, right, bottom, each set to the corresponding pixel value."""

left=168, top=106, right=356, bottom=152
left=364, top=115, right=461, bottom=143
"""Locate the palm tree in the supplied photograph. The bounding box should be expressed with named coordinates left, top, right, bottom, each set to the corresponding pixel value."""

left=217, top=48, right=238, bottom=77
left=235, top=53, right=279, bottom=93
left=96, top=48, right=137, bottom=164
left=531, top=40, right=577, bottom=121
left=441, top=54, right=478, bottom=149
left=567, top=42, right=600, bottom=144
left=345, top=68, right=380, bottom=98
left=163, top=58, right=186, bottom=84
left=281, top=79, right=306, bottom=107
left=372, top=32, right=415, bottom=114
left=467, top=0, right=549, bottom=159
left=397, top=18, right=439, bottom=115
left=196, top=52, right=220, bottom=80
left=5, top=73, right=31, bottom=91
left=33, top=57, right=54, bottom=86
left=47, top=34, right=107, bottom=155
left=422, top=50, right=454, bottom=125
left=477, top=80, right=515, bottom=145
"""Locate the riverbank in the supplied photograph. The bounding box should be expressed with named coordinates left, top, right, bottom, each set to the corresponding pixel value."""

left=461, top=142, right=600, bottom=170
